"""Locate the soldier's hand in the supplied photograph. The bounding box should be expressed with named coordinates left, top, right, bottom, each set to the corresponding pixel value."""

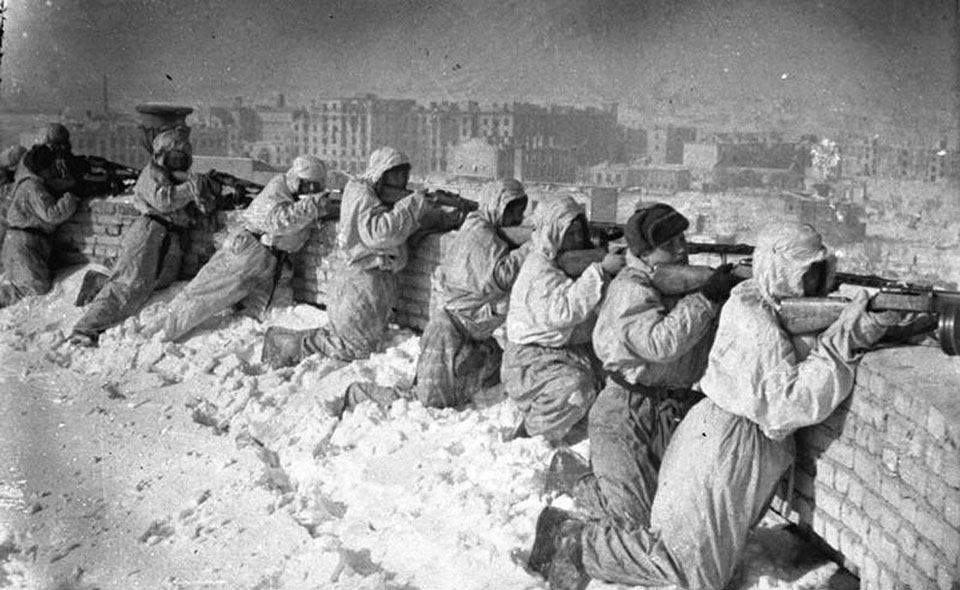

left=600, top=252, right=626, bottom=277
left=700, top=263, right=741, bottom=303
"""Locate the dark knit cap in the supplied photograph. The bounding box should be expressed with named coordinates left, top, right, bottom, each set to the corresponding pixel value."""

left=624, top=203, right=689, bottom=256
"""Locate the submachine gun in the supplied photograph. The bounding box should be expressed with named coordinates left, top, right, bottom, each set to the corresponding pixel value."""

left=659, top=241, right=960, bottom=357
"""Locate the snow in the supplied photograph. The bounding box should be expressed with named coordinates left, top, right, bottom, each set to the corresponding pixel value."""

left=0, top=263, right=857, bottom=590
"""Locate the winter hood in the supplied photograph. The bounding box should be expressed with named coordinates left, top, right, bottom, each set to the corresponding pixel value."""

left=752, top=222, right=835, bottom=306
left=529, top=195, right=584, bottom=260
left=358, top=147, right=410, bottom=185
left=474, top=178, right=526, bottom=226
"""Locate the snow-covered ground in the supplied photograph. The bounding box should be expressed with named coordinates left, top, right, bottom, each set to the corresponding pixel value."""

left=0, top=264, right=857, bottom=590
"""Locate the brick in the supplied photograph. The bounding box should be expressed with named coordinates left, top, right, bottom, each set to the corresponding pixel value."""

left=861, top=554, right=880, bottom=589
left=817, top=488, right=843, bottom=521
left=896, top=555, right=927, bottom=590
left=878, top=567, right=897, bottom=590
left=945, top=491, right=960, bottom=530
left=842, top=501, right=871, bottom=540
left=925, top=473, right=950, bottom=514
left=893, top=392, right=914, bottom=422
left=926, top=444, right=945, bottom=473
left=900, top=455, right=929, bottom=493
left=833, top=465, right=852, bottom=495
left=839, top=529, right=865, bottom=570
left=815, top=458, right=836, bottom=488
left=880, top=476, right=904, bottom=508
left=882, top=446, right=900, bottom=474
left=915, top=508, right=952, bottom=560
left=942, top=451, right=960, bottom=489
left=854, top=449, right=881, bottom=490
left=822, top=516, right=841, bottom=550
left=936, top=564, right=958, bottom=590
left=897, top=523, right=919, bottom=560
left=847, top=477, right=866, bottom=508
left=828, top=440, right=856, bottom=469
left=927, top=406, right=947, bottom=440
left=917, top=541, right=940, bottom=579
left=874, top=500, right=902, bottom=537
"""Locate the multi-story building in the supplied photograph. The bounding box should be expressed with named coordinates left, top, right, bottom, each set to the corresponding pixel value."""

left=649, top=125, right=697, bottom=165
left=286, top=95, right=618, bottom=182
left=291, top=94, right=417, bottom=174
left=841, top=137, right=957, bottom=182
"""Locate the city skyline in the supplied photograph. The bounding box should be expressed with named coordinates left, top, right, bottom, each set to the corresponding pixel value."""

left=2, top=0, right=958, bottom=140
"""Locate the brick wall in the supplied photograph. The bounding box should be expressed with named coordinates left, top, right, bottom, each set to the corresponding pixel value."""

left=771, top=347, right=960, bottom=590
left=53, top=197, right=234, bottom=278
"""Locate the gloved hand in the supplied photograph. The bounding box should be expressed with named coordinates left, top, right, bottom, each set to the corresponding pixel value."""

left=820, top=289, right=898, bottom=358
left=699, top=263, right=741, bottom=303
left=600, top=252, right=626, bottom=277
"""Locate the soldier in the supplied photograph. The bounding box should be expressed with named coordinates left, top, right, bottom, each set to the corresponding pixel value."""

left=414, top=177, right=529, bottom=408
left=40, top=123, right=93, bottom=198
left=500, top=195, right=624, bottom=445
left=544, top=203, right=741, bottom=527
left=525, top=222, right=903, bottom=590
left=0, top=145, right=28, bottom=261
left=68, top=130, right=220, bottom=347
left=145, top=156, right=332, bottom=341
left=0, top=145, right=79, bottom=307
left=260, top=147, right=439, bottom=367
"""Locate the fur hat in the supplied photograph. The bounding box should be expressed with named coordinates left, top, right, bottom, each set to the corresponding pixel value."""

left=624, top=203, right=689, bottom=256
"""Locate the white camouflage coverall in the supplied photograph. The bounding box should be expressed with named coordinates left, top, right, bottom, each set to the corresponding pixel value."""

left=414, top=179, right=529, bottom=408
left=72, top=160, right=213, bottom=339
left=501, top=196, right=606, bottom=442
left=152, top=174, right=331, bottom=341
left=576, top=250, right=719, bottom=527
left=301, top=147, right=428, bottom=361
left=581, top=222, right=895, bottom=589
left=0, top=168, right=78, bottom=307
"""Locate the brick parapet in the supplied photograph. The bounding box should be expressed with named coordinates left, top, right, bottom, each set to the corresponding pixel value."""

left=771, top=347, right=960, bottom=589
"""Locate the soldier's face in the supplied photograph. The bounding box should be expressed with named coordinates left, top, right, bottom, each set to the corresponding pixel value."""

left=802, top=261, right=829, bottom=296
left=297, top=179, right=325, bottom=195
left=644, top=234, right=688, bottom=266
left=381, top=166, right=410, bottom=190
left=560, top=216, right=588, bottom=252
left=163, top=150, right=192, bottom=172
left=501, top=197, right=527, bottom=227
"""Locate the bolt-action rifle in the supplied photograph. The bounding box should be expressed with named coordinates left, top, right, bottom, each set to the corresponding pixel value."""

left=206, top=170, right=265, bottom=210
left=78, top=155, right=141, bottom=196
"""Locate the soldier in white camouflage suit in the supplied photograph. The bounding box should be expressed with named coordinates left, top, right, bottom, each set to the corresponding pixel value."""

left=0, top=145, right=79, bottom=308
left=261, top=147, right=440, bottom=367
left=146, top=156, right=332, bottom=341
left=69, top=130, right=220, bottom=347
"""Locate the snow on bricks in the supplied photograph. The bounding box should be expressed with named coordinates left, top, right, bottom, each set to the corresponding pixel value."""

left=771, top=347, right=960, bottom=590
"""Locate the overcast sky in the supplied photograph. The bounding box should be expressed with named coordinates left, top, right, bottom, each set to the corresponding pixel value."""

left=3, top=0, right=958, bottom=136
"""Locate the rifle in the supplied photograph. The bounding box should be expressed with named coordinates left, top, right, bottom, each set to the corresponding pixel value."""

left=78, top=155, right=141, bottom=197
left=651, top=258, right=960, bottom=356
left=207, top=170, right=265, bottom=210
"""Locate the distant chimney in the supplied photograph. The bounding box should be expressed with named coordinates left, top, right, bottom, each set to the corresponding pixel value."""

left=102, top=75, right=109, bottom=114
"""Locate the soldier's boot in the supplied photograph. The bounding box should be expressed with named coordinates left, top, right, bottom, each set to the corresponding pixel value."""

left=74, top=270, right=109, bottom=307
left=68, top=330, right=99, bottom=348
left=527, top=507, right=590, bottom=590
left=261, top=327, right=308, bottom=369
